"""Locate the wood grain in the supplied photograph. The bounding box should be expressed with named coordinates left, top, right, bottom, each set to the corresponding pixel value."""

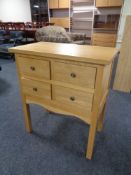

left=9, top=42, right=118, bottom=65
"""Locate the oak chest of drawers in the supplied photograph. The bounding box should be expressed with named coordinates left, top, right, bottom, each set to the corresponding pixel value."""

left=9, top=42, right=118, bottom=159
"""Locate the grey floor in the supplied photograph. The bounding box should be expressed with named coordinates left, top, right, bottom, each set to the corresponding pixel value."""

left=0, top=58, right=131, bottom=175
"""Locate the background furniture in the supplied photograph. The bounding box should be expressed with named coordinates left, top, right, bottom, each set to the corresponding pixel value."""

left=48, top=0, right=70, bottom=29
left=9, top=42, right=118, bottom=159
left=96, top=0, right=123, bottom=7
left=30, top=0, right=49, bottom=22
left=35, top=25, right=86, bottom=44
left=0, top=30, right=24, bottom=59
left=71, top=0, right=95, bottom=44
left=47, top=0, right=123, bottom=46
left=92, top=0, right=123, bottom=47
left=113, top=16, right=131, bottom=92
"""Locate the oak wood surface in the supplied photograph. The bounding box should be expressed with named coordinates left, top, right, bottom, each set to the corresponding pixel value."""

left=96, top=0, right=123, bottom=7
left=9, top=42, right=118, bottom=65
left=52, top=61, right=96, bottom=89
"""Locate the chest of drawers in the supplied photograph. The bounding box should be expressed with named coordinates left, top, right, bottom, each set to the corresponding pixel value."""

left=9, top=42, right=118, bottom=159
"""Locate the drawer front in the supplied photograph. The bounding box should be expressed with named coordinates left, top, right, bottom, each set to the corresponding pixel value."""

left=21, top=79, right=51, bottom=100
left=17, top=57, right=50, bottom=80
left=92, top=41, right=115, bottom=47
left=92, top=33, right=117, bottom=43
left=52, top=85, right=93, bottom=111
left=52, top=61, right=96, bottom=89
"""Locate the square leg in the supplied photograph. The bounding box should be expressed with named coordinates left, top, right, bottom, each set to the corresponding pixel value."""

left=97, top=103, right=106, bottom=132
left=86, top=118, right=98, bottom=160
left=23, top=103, right=32, bottom=133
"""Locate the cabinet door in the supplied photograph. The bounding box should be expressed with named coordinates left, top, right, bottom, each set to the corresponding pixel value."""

left=59, top=0, right=69, bottom=8
left=108, top=0, right=123, bottom=7
left=49, top=0, right=59, bottom=9
left=96, top=0, right=108, bottom=7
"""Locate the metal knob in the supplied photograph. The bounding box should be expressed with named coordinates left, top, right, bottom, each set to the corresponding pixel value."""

left=70, top=73, right=76, bottom=78
left=33, top=87, right=37, bottom=92
left=70, top=96, right=75, bottom=101
left=30, top=66, right=35, bottom=71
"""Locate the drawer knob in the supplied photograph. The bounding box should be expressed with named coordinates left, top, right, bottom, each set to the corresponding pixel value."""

left=70, top=73, right=76, bottom=78
left=70, top=96, right=75, bottom=101
left=30, top=66, right=35, bottom=71
left=33, top=87, right=37, bottom=92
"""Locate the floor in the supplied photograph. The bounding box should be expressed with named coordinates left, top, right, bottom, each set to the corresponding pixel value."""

left=0, top=58, right=131, bottom=175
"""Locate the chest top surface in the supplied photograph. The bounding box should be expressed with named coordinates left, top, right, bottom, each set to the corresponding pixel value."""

left=9, top=42, right=118, bottom=65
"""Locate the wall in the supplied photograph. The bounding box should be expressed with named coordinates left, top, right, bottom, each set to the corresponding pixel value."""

left=0, top=0, right=31, bottom=22
left=116, top=0, right=131, bottom=48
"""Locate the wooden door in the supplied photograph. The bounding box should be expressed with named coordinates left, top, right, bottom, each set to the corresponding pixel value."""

left=59, top=0, right=69, bottom=8
left=108, top=0, right=123, bottom=7
left=48, top=0, right=59, bottom=9
left=96, top=0, right=108, bottom=7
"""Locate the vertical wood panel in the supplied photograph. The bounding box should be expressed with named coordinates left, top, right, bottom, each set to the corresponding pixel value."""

left=114, top=16, right=131, bottom=92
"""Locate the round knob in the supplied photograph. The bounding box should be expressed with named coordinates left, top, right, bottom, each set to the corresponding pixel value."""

left=70, top=96, right=75, bottom=101
left=33, top=87, right=37, bottom=92
left=30, top=66, right=35, bottom=71
left=70, top=73, right=76, bottom=78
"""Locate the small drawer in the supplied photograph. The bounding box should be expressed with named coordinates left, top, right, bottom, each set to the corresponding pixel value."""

left=52, top=61, right=96, bottom=89
left=52, top=85, right=93, bottom=111
left=17, top=56, right=50, bottom=80
left=21, top=79, right=51, bottom=100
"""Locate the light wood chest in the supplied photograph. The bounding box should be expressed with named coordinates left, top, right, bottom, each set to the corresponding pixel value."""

left=9, top=42, right=118, bottom=159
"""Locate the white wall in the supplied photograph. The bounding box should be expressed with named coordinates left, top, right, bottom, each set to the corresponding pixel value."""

left=116, top=0, right=131, bottom=48
left=0, top=0, right=31, bottom=22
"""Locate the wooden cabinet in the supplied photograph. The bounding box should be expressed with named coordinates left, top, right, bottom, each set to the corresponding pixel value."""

left=48, top=0, right=58, bottom=9
left=96, top=0, right=123, bottom=7
left=108, top=0, right=123, bottom=7
left=92, top=33, right=117, bottom=47
left=50, top=17, right=70, bottom=28
left=49, top=0, right=69, bottom=28
left=59, top=0, right=69, bottom=8
left=96, top=0, right=108, bottom=7
left=9, top=42, right=118, bottom=160
left=49, top=0, right=69, bottom=9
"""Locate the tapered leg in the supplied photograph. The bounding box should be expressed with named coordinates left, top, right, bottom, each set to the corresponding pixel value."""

left=86, top=119, right=97, bottom=159
left=23, top=103, right=32, bottom=133
left=97, top=103, right=106, bottom=132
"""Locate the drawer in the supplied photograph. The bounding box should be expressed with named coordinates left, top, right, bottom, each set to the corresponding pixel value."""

left=92, top=33, right=117, bottom=43
left=52, top=85, right=93, bottom=111
left=21, top=79, right=51, bottom=100
left=17, top=57, right=50, bottom=80
left=52, top=61, right=96, bottom=89
left=92, top=41, right=115, bottom=47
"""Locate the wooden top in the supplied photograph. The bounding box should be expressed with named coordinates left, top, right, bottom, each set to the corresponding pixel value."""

left=9, top=42, right=119, bottom=65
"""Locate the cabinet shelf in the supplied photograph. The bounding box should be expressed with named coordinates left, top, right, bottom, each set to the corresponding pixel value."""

left=72, top=18, right=93, bottom=22
left=72, top=28, right=92, bottom=30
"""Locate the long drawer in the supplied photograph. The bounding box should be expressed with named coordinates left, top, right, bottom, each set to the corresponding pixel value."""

left=52, top=61, right=96, bottom=89
left=92, top=41, right=116, bottom=47
left=52, top=85, right=93, bottom=112
left=92, top=33, right=117, bottom=47
left=17, top=56, right=50, bottom=80
left=21, top=78, right=51, bottom=100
